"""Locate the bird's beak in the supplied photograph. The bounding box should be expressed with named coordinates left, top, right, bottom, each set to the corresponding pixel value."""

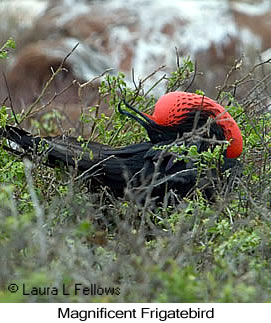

left=118, top=100, right=162, bottom=134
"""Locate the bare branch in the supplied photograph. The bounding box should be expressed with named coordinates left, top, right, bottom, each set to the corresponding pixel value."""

left=19, top=42, right=80, bottom=124
left=2, top=73, right=20, bottom=126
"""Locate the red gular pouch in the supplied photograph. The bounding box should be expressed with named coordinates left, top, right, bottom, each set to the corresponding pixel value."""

left=118, top=91, right=243, bottom=159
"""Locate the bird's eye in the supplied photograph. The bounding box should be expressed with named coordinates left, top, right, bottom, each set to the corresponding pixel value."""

left=158, top=134, right=166, bottom=142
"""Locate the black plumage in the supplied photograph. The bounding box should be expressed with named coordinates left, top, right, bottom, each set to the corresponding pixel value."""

left=0, top=110, right=241, bottom=202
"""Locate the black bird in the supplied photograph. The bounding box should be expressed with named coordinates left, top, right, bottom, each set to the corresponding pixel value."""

left=0, top=93, right=242, bottom=203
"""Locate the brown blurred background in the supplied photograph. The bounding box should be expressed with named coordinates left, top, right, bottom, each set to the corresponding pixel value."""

left=0, top=0, right=270, bottom=135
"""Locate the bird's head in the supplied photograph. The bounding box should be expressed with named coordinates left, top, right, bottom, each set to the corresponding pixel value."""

left=118, top=91, right=243, bottom=158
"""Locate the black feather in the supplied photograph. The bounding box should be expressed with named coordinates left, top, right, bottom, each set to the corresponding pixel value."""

left=0, top=122, right=241, bottom=202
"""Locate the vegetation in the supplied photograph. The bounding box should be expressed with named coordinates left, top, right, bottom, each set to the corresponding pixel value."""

left=0, top=40, right=271, bottom=303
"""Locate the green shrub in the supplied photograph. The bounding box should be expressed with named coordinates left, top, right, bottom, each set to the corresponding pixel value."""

left=0, top=40, right=271, bottom=302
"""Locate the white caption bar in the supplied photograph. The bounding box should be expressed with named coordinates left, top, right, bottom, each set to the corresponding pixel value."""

left=1, top=303, right=270, bottom=322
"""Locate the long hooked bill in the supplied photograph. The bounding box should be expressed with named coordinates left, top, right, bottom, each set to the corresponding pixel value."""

left=118, top=100, right=164, bottom=134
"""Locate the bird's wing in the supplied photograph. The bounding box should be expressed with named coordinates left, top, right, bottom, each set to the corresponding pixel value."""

left=0, top=126, right=153, bottom=193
